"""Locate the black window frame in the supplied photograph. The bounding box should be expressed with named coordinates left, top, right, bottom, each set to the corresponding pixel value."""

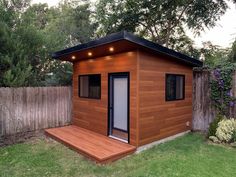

left=78, top=74, right=101, bottom=99
left=165, top=74, right=185, bottom=101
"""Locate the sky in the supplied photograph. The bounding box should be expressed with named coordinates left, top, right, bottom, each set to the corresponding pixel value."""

left=187, top=1, right=236, bottom=48
left=32, top=0, right=236, bottom=48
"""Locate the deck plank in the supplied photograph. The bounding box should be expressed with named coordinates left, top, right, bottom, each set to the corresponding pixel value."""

left=45, top=125, right=136, bottom=163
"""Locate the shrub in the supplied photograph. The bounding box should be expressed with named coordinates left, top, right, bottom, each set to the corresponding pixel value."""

left=215, top=119, right=236, bottom=143
left=210, top=64, right=236, bottom=117
left=232, top=131, right=236, bottom=142
left=208, top=114, right=224, bottom=137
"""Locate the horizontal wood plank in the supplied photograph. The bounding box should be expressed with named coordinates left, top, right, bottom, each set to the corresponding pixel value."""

left=72, top=51, right=138, bottom=146
left=138, top=50, right=193, bottom=146
left=45, top=125, right=136, bottom=163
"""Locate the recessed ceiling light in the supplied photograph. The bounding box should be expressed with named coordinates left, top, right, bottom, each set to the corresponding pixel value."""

left=71, top=55, right=76, bottom=60
left=109, top=47, right=114, bottom=52
left=88, top=52, right=92, bottom=57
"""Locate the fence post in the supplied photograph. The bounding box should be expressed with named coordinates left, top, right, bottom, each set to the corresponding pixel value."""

left=192, top=69, right=216, bottom=132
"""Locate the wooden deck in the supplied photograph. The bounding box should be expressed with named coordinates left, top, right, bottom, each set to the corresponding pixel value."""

left=45, top=125, right=136, bottom=163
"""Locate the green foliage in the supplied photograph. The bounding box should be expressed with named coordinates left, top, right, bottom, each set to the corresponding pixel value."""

left=229, top=40, right=236, bottom=63
left=95, top=0, right=233, bottom=57
left=215, top=118, right=236, bottom=143
left=2, top=56, right=32, bottom=87
left=72, top=3, right=98, bottom=43
left=208, top=114, right=224, bottom=137
left=42, top=63, right=73, bottom=86
left=201, top=42, right=230, bottom=67
left=210, top=62, right=236, bottom=116
left=232, top=131, right=236, bottom=142
left=0, top=19, right=33, bottom=87
left=0, top=0, right=95, bottom=87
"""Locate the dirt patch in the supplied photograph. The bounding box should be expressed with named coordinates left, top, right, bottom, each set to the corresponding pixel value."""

left=0, top=130, right=45, bottom=147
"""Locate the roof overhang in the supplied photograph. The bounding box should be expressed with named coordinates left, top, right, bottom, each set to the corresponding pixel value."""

left=52, top=31, right=203, bottom=67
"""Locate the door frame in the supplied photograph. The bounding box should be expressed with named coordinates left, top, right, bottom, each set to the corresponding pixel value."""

left=108, top=72, right=130, bottom=143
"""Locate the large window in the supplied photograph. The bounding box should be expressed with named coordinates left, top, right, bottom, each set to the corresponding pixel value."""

left=166, top=74, right=185, bottom=101
left=79, top=74, right=101, bottom=99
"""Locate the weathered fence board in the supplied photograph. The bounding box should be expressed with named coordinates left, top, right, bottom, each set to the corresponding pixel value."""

left=192, top=70, right=215, bottom=131
left=0, top=87, right=72, bottom=136
left=192, top=70, right=236, bottom=132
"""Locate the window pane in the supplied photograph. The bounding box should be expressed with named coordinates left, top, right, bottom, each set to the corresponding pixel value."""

left=166, top=75, right=176, bottom=100
left=89, top=75, right=101, bottom=98
left=176, top=76, right=184, bottom=99
left=80, top=76, right=89, bottom=97
left=79, top=74, right=101, bottom=99
left=166, top=74, right=184, bottom=101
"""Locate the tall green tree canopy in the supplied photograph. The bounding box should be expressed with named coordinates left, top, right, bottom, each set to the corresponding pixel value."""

left=0, top=0, right=95, bottom=87
left=96, top=0, right=235, bottom=56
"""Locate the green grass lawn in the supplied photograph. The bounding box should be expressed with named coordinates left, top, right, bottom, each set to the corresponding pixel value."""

left=0, top=133, right=236, bottom=177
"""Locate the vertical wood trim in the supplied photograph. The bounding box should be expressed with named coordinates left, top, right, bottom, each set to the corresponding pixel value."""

left=136, top=50, right=140, bottom=146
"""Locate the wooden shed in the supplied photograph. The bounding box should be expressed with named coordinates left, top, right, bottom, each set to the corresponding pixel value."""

left=46, top=31, right=203, bottom=163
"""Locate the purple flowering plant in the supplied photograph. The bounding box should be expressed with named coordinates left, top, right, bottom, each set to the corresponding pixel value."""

left=210, top=64, right=235, bottom=116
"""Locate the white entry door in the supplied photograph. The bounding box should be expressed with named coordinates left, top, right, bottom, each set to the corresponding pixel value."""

left=109, top=73, right=129, bottom=142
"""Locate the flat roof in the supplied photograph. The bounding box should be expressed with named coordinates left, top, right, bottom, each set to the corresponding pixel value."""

left=52, top=31, right=203, bottom=67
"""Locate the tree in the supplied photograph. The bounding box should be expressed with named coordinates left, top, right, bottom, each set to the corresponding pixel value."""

left=22, top=0, right=96, bottom=86
left=0, top=27, right=32, bottom=87
left=96, top=0, right=234, bottom=56
left=229, top=40, right=236, bottom=62
left=0, top=0, right=96, bottom=87
left=0, top=0, right=33, bottom=87
left=200, top=42, right=230, bottom=67
left=44, top=0, right=97, bottom=47
left=42, top=63, right=73, bottom=86
left=40, top=0, right=96, bottom=85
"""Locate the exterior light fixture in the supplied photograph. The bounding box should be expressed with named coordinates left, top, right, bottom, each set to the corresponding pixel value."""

left=88, top=52, right=93, bottom=57
left=71, top=55, right=76, bottom=60
left=109, top=47, right=114, bottom=52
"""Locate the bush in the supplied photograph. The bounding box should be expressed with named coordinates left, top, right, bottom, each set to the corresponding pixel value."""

left=215, top=119, right=236, bottom=143
left=232, top=131, right=236, bottom=142
left=208, top=114, right=224, bottom=137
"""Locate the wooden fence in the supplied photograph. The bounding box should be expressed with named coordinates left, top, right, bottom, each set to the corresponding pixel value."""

left=192, top=70, right=236, bottom=132
left=0, top=87, right=72, bottom=137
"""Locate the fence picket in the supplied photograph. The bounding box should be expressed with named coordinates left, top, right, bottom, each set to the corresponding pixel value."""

left=0, top=86, right=72, bottom=136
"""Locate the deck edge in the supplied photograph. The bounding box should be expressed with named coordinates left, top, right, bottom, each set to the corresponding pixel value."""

left=45, top=127, right=136, bottom=164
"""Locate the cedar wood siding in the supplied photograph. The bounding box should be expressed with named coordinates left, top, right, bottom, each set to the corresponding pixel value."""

left=137, top=50, right=193, bottom=146
left=72, top=51, right=138, bottom=146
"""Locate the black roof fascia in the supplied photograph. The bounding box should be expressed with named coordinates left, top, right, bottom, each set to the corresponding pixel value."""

left=51, top=31, right=125, bottom=59
left=52, top=31, right=203, bottom=67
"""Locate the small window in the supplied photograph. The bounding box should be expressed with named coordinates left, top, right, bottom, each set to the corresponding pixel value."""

left=79, top=74, right=101, bottom=99
left=166, top=74, right=185, bottom=101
